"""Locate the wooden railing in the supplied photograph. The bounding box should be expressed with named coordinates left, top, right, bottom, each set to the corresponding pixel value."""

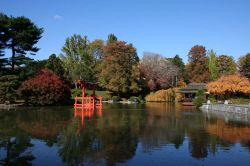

left=74, top=96, right=102, bottom=109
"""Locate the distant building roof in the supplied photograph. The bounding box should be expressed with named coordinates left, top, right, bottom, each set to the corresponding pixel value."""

left=180, top=83, right=206, bottom=94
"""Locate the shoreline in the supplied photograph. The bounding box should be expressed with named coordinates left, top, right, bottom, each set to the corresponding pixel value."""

left=200, top=103, right=250, bottom=114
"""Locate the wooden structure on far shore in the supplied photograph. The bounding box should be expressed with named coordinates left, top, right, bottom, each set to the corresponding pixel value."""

left=74, top=80, right=102, bottom=109
left=180, top=83, right=207, bottom=106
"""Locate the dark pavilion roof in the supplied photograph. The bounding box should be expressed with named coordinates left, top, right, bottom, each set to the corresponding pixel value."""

left=180, top=83, right=207, bottom=94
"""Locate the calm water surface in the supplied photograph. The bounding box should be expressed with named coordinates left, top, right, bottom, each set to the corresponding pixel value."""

left=0, top=103, right=250, bottom=166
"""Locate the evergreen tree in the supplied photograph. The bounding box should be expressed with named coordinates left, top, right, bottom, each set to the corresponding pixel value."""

left=46, top=54, right=65, bottom=78
left=168, top=54, right=188, bottom=83
left=0, top=13, right=43, bottom=71
left=0, top=13, right=9, bottom=74
left=107, top=34, right=118, bottom=44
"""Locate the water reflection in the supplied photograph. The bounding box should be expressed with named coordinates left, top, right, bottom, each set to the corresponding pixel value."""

left=0, top=104, right=250, bottom=165
left=0, top=107, right=72, bottom=165
left=59, top=107, right=137, bottom=166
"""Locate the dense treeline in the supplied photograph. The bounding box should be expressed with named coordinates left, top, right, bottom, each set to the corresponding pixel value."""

left=0, top=13, right=249, bottom=105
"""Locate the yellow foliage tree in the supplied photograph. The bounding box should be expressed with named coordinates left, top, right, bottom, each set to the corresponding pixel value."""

left=207, top=74, right=250, bottom=95
left=178, top=79, right=187, bottom=88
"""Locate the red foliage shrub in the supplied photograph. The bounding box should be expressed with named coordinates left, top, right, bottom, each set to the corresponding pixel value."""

left=18, top=69, right=71, bottom=105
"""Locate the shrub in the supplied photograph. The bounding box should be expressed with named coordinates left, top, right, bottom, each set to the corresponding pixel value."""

left=193, top=90, right=206, bottom=108
left=71, top=89, right=89, bottom=98
left=129, top=96, right=139, bottom=103
left=208, top=95, right=216, bottom=103
left=145, top=88, right=181, bottom=102
left=112, top=96, right=120, bottom=102
left=228, top=97, right=249, bottom=105
left=138, top=95, right=144, bottom=103
left=0, top=75, right=19, bottom=103
left=18, top=69, right=71, bottom=105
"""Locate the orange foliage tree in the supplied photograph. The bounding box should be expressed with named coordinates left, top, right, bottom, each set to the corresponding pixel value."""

left=186, top=45, right=210, bottom=83
left=207, top=74, right=250, bottom=95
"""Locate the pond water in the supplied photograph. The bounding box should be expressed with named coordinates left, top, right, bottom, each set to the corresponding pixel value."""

left=0, top=103, right=250, bottom=166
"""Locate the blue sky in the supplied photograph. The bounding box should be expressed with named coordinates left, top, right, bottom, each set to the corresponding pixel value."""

left=1, top=0, right=250, bottom=63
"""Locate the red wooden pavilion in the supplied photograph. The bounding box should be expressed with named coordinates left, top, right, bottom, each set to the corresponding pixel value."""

left=74, top=80, right=102, bottom=109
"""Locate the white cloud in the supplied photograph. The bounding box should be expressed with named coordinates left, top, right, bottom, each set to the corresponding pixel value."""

left=53, top=14, right=63, bottom=20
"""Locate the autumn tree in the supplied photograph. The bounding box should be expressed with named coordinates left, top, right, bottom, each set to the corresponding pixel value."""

left=207, top=74, right=250, bottom=95
left=140, top=52, right=179, bottom=91
left=208, top=50, right=218, bottom=81
left=98, top=41, right=140, bottom=95
left=216, top=55, right=236, bottom=76
left=0, top=13, right=43, bottom=71
left=239, top=53, right=250, bottom=79
left=186, top=45, right=210, bottom=83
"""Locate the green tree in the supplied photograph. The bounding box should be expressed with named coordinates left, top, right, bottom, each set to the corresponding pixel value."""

left=107, top=33, right=118, bottom=44
left=239, top=53, right=250, bottom=79
left=186, top=45, right=210, bottom=83
left=45, top=54, right=65, bottom=78
left=98, top=41, right=140, bottom=96
left=0, top=13, right=43, bottom=71
left=208, top=50, right=218, bottom=81
left=60, top=34, right=95, bottom=86
left=216, top=55, right=237, bottom=76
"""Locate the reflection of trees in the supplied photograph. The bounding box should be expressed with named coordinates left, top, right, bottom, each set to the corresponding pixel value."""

left=59, top=109, right=138, bottom=166
left=0, top=132, right=35, bottom=165
left=140, top=103, right=186, bottom=151
left=16, top=107, right=72, bottom=146
left=96, top=114, right=137, bottom=166
left=207, top=119, right=250, bottom=143
left=59, top=118, right=96, bottom=166
left=0, top=110, right=35, bottom=165
left=143, top=103, right=236, bottom=159
left=188, top=129, right=209, bottom=158
left=0, top=107, right=72, bottom=165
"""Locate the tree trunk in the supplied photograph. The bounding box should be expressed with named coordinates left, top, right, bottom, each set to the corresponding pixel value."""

left=11, top=45, right=15, bottom=71
left=74, top=81, right=78, bottom=89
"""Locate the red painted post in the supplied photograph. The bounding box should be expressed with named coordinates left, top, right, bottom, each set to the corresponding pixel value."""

left=74, top=96, right=77, bottom=108
left=82, top=86, right=85, bottom=109
left=100, top=96, right=102, bottom=106
left=93, top=85, right=96, bottom=105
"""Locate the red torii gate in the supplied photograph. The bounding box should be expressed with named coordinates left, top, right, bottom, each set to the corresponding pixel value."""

left=74, top=80, right=102, bottom=109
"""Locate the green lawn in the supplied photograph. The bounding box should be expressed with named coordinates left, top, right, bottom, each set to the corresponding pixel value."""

left=71, top=89, right=111, bottom=99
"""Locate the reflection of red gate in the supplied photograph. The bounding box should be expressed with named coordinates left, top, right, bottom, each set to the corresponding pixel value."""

left=74, top=80, right=102, bottom=109
left=74, top=107, right=103, bottom=127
